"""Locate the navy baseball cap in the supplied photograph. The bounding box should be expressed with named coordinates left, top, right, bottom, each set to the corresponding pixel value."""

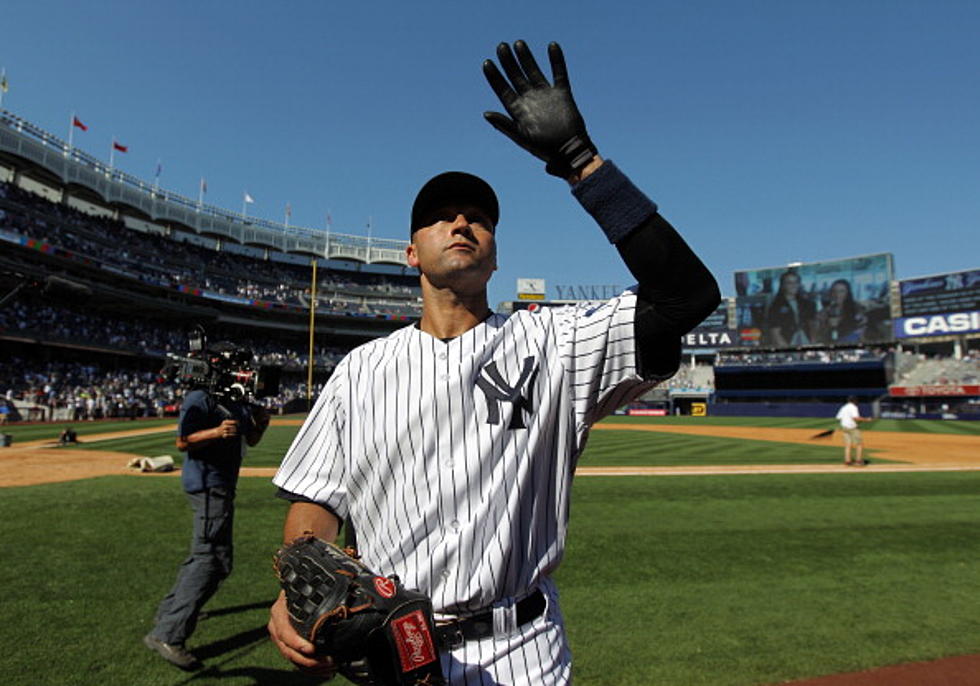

left=410, top=171, right=499, bottom=237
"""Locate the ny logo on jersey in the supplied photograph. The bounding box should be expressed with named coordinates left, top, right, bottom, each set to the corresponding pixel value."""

left=475, top=356, right=538, bottom=429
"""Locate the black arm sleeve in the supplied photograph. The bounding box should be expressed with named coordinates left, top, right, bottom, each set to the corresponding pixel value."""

left=573, top=161, right=721, bottom=379
left=617, top=213, right=721, bottom=377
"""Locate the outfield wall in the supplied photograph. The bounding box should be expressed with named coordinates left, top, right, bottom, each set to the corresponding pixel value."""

left=709, top=400, right=980, bottom=420
left=708, top=401, right=865, bottom=418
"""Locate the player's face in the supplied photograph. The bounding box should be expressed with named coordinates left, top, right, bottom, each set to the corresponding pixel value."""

left=407, top=204, right=497, bottom=291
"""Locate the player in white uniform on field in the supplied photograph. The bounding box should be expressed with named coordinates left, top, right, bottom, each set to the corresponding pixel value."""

left=268, top=40, right=720, bottom=684
left=836, top=395, right=871, bottom=466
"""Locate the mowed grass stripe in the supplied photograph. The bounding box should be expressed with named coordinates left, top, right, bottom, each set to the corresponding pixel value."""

left=0, top=414, right=308, bottom=445
left=598, top=415, right=980, bottom=435
left=580, top=429, right=847, bottom=466
left=1, top=417, right=176, bottom=443
left=67, top=424, right=301, bottom=469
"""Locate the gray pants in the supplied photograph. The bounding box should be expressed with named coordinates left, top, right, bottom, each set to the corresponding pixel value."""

left=151, top=488, right=235, bottom=645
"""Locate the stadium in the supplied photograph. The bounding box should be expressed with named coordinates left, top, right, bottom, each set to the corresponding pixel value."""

left=3, top=99, right=980, bottom=686
left=3, top=106, right=977, bottom=428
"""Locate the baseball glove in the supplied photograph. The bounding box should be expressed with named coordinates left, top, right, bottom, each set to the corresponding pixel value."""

left=274, top=534, right=445, bottom=686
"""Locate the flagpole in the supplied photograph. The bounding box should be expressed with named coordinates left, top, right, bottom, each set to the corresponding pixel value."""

left=325, top=213, right=332, bottom=259
left=307, top=258, right=318, bottom=411
left=0, top=68, right=5, bottom=108
left=366, top=216, right=373, bottom=262
left=198, top=177, right=205, bottom=211
left=109, top=138, right=116, bottom=172
left=242, top=193, right=247, bottom=219
left=68, top=111, right=75, bottom=151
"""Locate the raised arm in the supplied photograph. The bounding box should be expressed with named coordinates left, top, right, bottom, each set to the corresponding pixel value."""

left=482, top=40, right=720, bottom=378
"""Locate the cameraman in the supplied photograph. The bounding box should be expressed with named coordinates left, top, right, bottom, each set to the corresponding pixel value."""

left=144, top=342, right=270, bottom=671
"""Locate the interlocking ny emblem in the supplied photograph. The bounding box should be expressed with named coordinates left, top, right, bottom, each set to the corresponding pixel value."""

left=476, top=356, right=538, bottom=429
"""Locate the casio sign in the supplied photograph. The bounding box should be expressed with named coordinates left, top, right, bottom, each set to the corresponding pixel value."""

left=896, top=311, right=980, bottom=337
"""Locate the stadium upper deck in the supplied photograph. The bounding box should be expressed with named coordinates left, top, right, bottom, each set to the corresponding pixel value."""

left=0, top=108, right=410, bottom=264
left=0, top=109, right=424, bottom=341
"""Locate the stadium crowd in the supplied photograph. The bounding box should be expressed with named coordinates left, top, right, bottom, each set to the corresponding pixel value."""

left=0, top=358, right=321, bottom=423
left=0, top=180, right=421, bottom=317
left=716, top=349, right=884, bottom=366
left=0, top=298, right=350, bottom=371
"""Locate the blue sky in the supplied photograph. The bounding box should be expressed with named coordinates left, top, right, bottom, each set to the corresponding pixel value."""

left=2, top=0, right=978, bottom=309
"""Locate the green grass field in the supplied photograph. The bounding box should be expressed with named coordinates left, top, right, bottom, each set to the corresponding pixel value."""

left=599, top=414, right=980, bottom=435
left=2, top=416, right=979, bottom=685
left=64, top=424, right=300, bottom=468
left=53, top=414, right=980, bottom=469
left=1, top=416, right=177, bottom=443
left=582, top=428, right=847, bottom=467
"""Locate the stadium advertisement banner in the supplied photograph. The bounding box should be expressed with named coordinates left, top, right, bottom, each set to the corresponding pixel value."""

left=734, top=253, right=894, bottom=348
left=682, top=329, right=739, bottom=348
left=892, top=311, right=980, bottom=338
left=899, top=268, right=980, bottom=317
left=890, top=384, right=980, bottom=397
left=682, top=303, right=740, bottom=349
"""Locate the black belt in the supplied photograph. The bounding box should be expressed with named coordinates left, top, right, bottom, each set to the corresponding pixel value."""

left=435, top=589, right=546, bottom=650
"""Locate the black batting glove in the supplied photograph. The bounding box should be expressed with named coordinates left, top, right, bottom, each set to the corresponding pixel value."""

left=483, top=40, right=598, bottom=179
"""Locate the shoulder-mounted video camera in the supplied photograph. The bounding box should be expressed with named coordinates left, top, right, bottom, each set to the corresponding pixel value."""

left=160, top=327, right=281, bottom=403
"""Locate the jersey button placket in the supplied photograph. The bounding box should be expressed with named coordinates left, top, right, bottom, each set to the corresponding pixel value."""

left=436, top=341, right=459, bottom=570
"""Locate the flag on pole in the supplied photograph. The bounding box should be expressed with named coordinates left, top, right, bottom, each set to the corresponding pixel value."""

left=154, top=160, right=163, bottom=178
left=0, top=73, right=8, bottom=93
left=244, top=192, right=255, bottom=204
left=285, top=203, right=292, bottom=218
left=67, top=112, right=87, bottom=152
left=113, top=140, right=128, bottom=153
left=200, top=177, right=208, bottom=194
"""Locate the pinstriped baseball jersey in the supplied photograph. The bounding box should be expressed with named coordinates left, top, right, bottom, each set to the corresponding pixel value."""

left=274, top=287, right=662, bottom=684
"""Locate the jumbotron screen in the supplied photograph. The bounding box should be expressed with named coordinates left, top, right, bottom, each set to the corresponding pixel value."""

left=734, top=253, right=894, bottom=348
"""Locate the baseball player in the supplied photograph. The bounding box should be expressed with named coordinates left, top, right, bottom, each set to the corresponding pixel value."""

left=268, top=40, right=720, bottom=684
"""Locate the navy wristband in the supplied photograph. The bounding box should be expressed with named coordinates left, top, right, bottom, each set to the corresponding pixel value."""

left=571, top=160, right=658, bottom=243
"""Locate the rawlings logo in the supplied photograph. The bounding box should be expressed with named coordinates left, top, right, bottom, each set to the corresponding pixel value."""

left=374, top=576, right=397, bottom=599
left=391, top=610, right=437, bottom=672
